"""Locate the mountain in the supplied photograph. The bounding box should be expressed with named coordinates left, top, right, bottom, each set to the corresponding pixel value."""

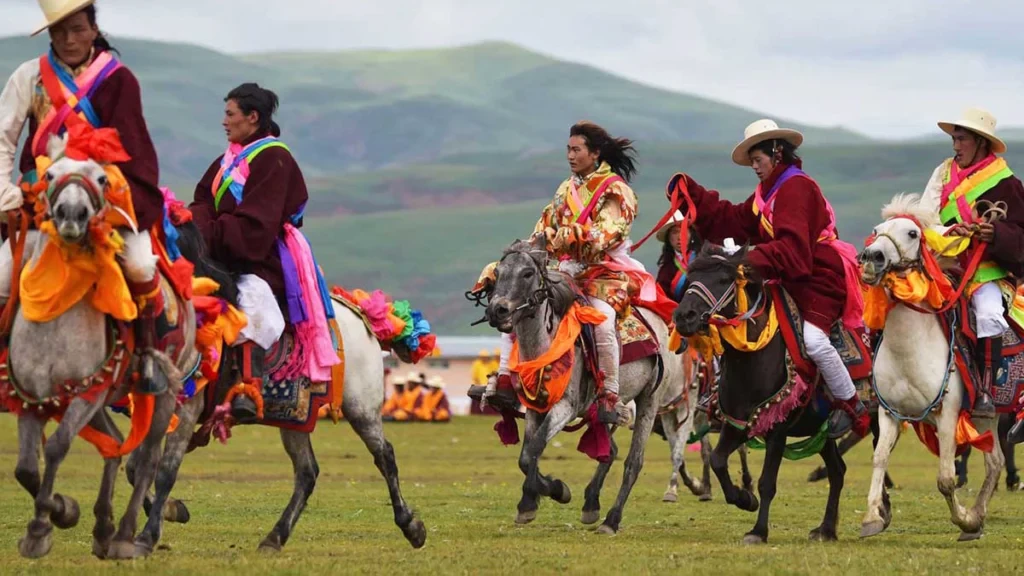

left=0, top=37, right=866, bottom=188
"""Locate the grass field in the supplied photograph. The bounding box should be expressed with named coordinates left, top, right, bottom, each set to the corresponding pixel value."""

left=0, top=416, right=1021, bottom=575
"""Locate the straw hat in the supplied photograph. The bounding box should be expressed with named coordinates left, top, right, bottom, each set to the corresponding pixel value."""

left=731, top=119, right=804, bottom=166
left=426, top=376, right=446, bottom=390
left=391, top=376, right=408, bottom=386
left=32, top=0, right=95, bottom=36
left=406, top=371, right=423, bottom=384
left=938, top=107, right=1007, bottom=154
left=656, top=211, right=686, bottom=243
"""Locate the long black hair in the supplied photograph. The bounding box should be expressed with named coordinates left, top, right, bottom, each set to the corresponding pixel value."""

left=657, top=225, right=702, bottom=268
left=749, top=138, right=801, bottom=166
left=225, top=83, right=281, bottom=137
left=570, top=121, right=638, bottom=182
left=83, top=5, right=117, bottom=55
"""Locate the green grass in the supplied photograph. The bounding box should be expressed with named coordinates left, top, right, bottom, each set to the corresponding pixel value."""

left=0, top=416, right=1020, bottom=574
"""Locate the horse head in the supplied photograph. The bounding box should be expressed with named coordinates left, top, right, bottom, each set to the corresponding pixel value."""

left=485, top=233, right=574, bottom=334
left=42, top=134, right=108, bottom=244
left=859, top=193, right=938, bottom=285
left=674, top=241, right=758, bottom=337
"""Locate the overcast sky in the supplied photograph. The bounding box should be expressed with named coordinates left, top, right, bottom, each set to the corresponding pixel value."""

left=3, top=0, right=1021, bottom=139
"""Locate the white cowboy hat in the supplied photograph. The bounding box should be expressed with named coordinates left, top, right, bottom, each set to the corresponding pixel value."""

left=731, top=119, right=804, bottom=166
left=426, top=376, right=446, bottom=389
left=406, top=371, right=423, bottom=383
left=938, top=107, right=1007, bottom=154
left=391, top=376, right=408, bottom=386
left=32, top=0, right=95, bottom=36
left=656, top=211, right=685, bottom=243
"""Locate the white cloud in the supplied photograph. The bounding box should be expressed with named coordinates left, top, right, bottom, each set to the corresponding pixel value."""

left=2, top=0, right=1022, bottom=138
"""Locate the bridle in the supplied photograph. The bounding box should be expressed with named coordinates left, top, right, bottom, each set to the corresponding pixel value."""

left=683, top=255, right=765, bottom=330
left=468, top=248, right=560, bottom=332
left=46, top=172, right=106, bottom=215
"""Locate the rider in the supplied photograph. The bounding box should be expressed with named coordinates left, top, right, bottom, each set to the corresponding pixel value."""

left=482, top=121, right=649, bottom=425
left=917, top=108, right=1024, bottom=425
left=655, top=211, right=699, bottom=302
left=0, top=1, right=170, bottom=393
left=190, top=83, right=338, bottom=421
left=667, top=119, right=869, bottom=439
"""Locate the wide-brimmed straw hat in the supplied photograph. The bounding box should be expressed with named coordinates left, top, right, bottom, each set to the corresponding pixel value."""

left=731, top=119, right=804, bottom=166
left=32, top=0, right=95, bottom=37
left=426, top=376, right=446, bottom=389
left=656, top=211, right=685, bottom=243
left=938, top=107, right=1007, bottom=154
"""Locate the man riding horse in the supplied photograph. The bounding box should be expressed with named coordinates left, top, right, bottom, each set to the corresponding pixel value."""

left=474, top=121, right=656, bottom=425
left=0, top=0, right=172, bottom=394
left=667, top=119, right=869, bottom=439
left=916, top=108, right=1024, bottom=436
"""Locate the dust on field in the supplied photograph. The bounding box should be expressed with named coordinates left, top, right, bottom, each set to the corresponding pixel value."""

left=0, top=417, right=1021, bottom=575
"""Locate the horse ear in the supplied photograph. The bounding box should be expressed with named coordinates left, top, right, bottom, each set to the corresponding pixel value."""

left=47, top=133, right=68, bottom=161
left=529, top=232, right=548, bottom=253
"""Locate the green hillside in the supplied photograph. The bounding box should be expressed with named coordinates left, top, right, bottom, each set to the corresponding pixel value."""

left=0, top=37, right=865, bottom=187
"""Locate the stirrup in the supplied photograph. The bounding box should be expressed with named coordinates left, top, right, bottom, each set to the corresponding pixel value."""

left=230, top=395, right=259, bottom=424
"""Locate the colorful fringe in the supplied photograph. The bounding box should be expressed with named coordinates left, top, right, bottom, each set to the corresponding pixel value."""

left=331, top=286, right=437, bottom=363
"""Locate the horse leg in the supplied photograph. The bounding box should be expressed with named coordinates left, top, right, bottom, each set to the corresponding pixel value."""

left=999, top=413, right=1019, bottom=490
left=956, top=448, right=971, bottom=488
left=869, top=413, right=897, bottom=489
left=15, top=416, right=43, bottom=498
left=258, top=429, right=319, bottom=552
left=19, top=397, right=105, bottom=559
left=710, top=425, right=758, bottom=512
left=697, top=434, right=713, bottom=501
left=107, top=391, right=175, bottom=560
left=82, top=409, right=124, bottom=559
left=135, top=396, right=204, bottom=554
left=810, top=438, right=846, bottom=542
left=597, top=392, right=657, bottom=535
left=346, top=412, right=426, bottom=549
left=861, top=409, right=899, bottom=538
left=743, top=429, right=785, bottom=545
left=809, top=431, right=860, bottom=483
left=661, top=412, right=684, bottom=502
left=934, top=403, right=975, bottom=536
left=738, top=443, right=754, bottom=492
left=959, top=418, right=1005, bottom=541
left=581, top=436, right=617, bottom=525
left=516, top=403, right=575, bottom=525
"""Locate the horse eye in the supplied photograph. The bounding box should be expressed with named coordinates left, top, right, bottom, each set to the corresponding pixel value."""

left=523, top=269, right=535, bottom=279
left=908, top=230, right=918, bottom=239
left=97, top=174, right=108, bottom=187
left=43, top=170, right=53, bottom=182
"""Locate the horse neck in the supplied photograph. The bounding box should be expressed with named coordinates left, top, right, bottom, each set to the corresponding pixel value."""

left=883, top=304, right=948, bottom=355
left=513, top=299, right=558, bottom=362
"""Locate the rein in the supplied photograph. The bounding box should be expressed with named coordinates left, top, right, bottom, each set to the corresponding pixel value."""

left=631, top=174, right=696, bottom=252
left=0, top=209, right=29, bottom=336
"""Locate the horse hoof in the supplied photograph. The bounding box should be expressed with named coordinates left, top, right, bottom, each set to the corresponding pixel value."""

left=580, top=510, right=600, bottom=525
left=106, top=539, right=138, bottom=560
left=51, top=493, right=80, bottom=530
left=808, top=527, right=838, bottom=542
left=18, top=527, right=53, bottom=560
left=402, top=518, right=427, bottom=549
left=551, top=480, right=572, bottom=505
left=698, top=493, right=713, bottom=503
left=958, top=529, right=983, bottom=542
left=515, top=510, right=537, bottom=525
left=742, top=533, right=766, bottom=545
left=92, top=538, right=111, bottom=560
left=258, top=533, right=283, bottom=553
left=738, top=492, right=759, bottom=512
left=860, top=520, right=887, bottom=539
left=662, top=491, right=678, bottom=503
left=596, top=524, right=617, bottom=536
left=165, top=499, right=191, bottom=524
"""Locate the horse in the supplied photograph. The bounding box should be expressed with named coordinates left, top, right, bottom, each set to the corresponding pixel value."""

left=4, top=135, right=197, bottom=560
left=480, top=235, right=679, bottom=534
left=123, top=221, right=426, bottom=554
left=954, top=415, right=1020, bottom=490
left=859, top=193, right=1004, bottom=541
left=807, top=412, right=897, bottom=489
left=674, top=243, right=846, bottom=544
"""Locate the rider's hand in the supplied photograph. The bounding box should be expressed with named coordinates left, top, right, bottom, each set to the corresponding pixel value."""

left=946, top=223, right=974, bottom=238
left=0, top=183, right=24, bottom=212
left=975, top=222, right=995, bottom=243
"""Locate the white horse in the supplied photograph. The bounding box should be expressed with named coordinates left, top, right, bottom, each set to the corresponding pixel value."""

left=859, top=193, right=1004, bottom=541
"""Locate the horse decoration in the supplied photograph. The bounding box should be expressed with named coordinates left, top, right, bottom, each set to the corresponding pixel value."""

left=123, top=206, right=431, bottom=554
left=0, top=130, right=199, bottom=560
left=466, top=235, right=681, bottom=535
left=673, top=242, right=872, bottom=544
left=857, top=193, right=1024, bottom=541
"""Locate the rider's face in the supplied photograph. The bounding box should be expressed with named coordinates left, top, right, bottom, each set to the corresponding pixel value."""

left=223, top=99, right=259, bottom=144
left=48, top=11, right=97, bottom=67
left=667, top=226, right=681, bottom=251
left=749, top=149, right=775, bottom=182
left=951, top=127, right=988, bottom=170
left=567, top=136, right=599, bottom=176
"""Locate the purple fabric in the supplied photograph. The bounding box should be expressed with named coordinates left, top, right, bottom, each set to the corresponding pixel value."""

left=763, top=165, right=806, bottom=203
left=277, top=238, right=306, bottom=323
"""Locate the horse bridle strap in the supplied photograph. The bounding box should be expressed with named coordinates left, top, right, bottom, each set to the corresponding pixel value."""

left=48, top=172, right=106, bottom=212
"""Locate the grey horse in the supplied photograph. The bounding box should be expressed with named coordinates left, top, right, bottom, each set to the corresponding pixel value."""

left=482, top=235, right=681, bottom=534
left=5, top=136, right=196, bottom=560
left=124, top=221, right=426, bottom=554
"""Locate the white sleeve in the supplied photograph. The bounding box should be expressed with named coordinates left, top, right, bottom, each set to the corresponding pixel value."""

left=0, top=60, right=39, bottom=211
left=918, top=162, right=946, bottom=216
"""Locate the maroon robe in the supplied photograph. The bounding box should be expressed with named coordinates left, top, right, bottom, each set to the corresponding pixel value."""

left=945, top=175, right=1024, bottom=279
left=668, top=162, right=847, bottom=330
left=656, top=257, right=681, bottom=303
left=190, top=132, right=309, bottom=313
left=19, top=57, right=163, bottom=231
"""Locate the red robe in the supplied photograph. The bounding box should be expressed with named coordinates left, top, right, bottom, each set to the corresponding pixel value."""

left=19, top=60, right=163, bottom=231
left=670, top=163, right=847, bottom=330
left=951, top=176, right=1024, bottom=278
left=189, top=132, right=309, bottom=313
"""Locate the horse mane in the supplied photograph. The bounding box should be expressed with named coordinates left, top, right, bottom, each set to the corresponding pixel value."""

left=503, top=239, right=578, bottom=318
left=174, top=221, right=240, bottom=307
left=687, top=241, right=763, bottom=285
left=881, top=193, right=938, bottom=227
